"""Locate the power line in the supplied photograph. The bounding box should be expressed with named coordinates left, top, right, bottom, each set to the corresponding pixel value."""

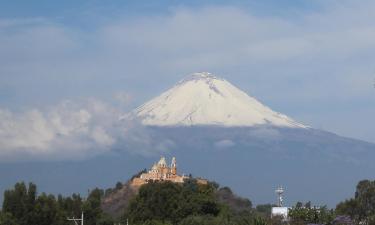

left=67, top=212, right=83, bottom=225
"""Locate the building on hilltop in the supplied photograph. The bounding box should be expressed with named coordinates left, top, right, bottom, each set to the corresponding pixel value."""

left=131, top=156, right=192, bottom=187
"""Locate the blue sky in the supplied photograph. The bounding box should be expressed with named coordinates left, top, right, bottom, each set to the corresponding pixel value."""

left=0, top=0, right=375, bottom=160
left=0, top=1, right=318, bottom=18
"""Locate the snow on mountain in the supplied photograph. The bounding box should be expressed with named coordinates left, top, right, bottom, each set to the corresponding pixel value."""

left=131, top=72, right=307, bottom=128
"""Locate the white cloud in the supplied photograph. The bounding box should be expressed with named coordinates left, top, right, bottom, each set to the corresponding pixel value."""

left=114, top=91, right=133, bottom=106
left=0, top=99, right=118, bottom=161
left=248, top=127, right=281, bottom=140
left=214, top=139, right=235, bottom=149
left=0, top=109, right=54, bottom=152
left=0, top=98, right=175, bottom=161
left=91, top=126, right=115, bottom=146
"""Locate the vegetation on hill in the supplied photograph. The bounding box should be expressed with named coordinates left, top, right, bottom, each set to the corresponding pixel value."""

left=101, top=169, right=148, bottom=217
left=101, top=180, right=137, bottom=217
left=122, top=179, right=256, bottom=225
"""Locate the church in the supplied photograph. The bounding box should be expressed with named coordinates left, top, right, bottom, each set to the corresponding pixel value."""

left=131, top=156, right=188, bottom=186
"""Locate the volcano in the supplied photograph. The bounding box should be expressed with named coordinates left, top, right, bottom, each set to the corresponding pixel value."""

left=2, top=72, right=374, bottom=208
left=133, top=72, right=306, bottom=128
left=123, top=72, right=375, bottom=206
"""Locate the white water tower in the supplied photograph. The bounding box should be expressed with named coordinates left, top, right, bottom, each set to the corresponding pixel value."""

left=275, top=186, right=284, bottom=207
left=271, top=186, right=289, bottom=220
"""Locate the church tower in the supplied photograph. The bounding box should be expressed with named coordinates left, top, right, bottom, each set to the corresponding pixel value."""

left=158, top=156, right=169, bottom=176
left=171, top=157, right=177, bottom=175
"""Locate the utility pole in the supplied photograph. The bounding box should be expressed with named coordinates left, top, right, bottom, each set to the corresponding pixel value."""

left=67, top=212, right=84, bottom=225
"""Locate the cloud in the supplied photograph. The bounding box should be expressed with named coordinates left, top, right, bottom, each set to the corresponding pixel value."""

left=214, top=139, right=235, bottom=149
left=95, top=2, right=375, bottom=72
left=0, top=98, right=176, bottom=161
left=0, top=99, right=117, bottom=160
left=114, top=91, right=133, bottom=106
left=0, top=0, right=374, bottom=144
left=248, top=127, right=281, bottom=140
left=2, top=2, right=375, bottom=97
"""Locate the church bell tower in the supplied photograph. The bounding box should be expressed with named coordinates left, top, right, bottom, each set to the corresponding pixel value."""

left=171, top=157, right=177, bottom=175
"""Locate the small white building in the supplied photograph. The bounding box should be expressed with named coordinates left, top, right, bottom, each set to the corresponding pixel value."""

left=271, top=206, right=289, bottom=219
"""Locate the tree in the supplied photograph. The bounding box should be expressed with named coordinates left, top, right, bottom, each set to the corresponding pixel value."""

left=25, top=183, right=37, bottom=225
left=336, top=180, right=375, bottom=225
left=1, top=182, right=111, bottom=225
left=2, top=182, right=34, bottom=225
left=255, top=204, right=273, bottom=217
left=288, top=202, right=335, bottom=225
left=178, top=215, right=217, bottom=225
left=115, top=182, right=123, bottom=190
left=83, top=188, right=105, bottom=225
left=124, top=180, right=221, bottom=225
left=33, top=193, right=60, bottom=225
left=2, top=179, right=257, bottom=225
left=0, top=211, right=18, bottom=225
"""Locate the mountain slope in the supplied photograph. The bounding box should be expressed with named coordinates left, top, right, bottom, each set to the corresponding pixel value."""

left=132, top=72, right=306, bottom=128
left=120, top=72, right=375, bottom=206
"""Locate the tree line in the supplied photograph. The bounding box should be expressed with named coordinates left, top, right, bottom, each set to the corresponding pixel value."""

left=1, top=179, right=375, bottom=225
left=0, top=182, right=113, bottom=225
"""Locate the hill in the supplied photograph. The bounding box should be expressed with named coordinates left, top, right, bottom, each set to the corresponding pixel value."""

left=101, top=180, right=138, bottom=218
left=101, top=173, right=252, bottom=219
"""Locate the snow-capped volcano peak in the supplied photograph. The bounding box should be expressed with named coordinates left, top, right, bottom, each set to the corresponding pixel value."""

left=132, top=72, right=307, bottom=128
left=178, top=72, right=221, bottom=83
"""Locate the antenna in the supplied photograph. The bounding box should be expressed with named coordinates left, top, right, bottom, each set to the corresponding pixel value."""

left=275, top=186, right=284, bottom=207
left=67, top=212, right=84, bottom=225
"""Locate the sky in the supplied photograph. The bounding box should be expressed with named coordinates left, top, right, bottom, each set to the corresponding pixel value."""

left=0, top=0, right=375, bottom=161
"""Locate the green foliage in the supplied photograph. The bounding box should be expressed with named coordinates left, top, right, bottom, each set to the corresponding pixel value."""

left=123, top=179, right=258, bottom=225
left=178, top=215, right=217, bottom=225
left=115, top=182, right=123, bottom=190
left=1, top=182, right=113, bottom=225
left=177, top=213, right=266, bottom=225
left=288, top=202, right=335, bottom=225
left=104, top=181, right=125, bottom=197
left=255, top=204, right=273, bottom=217
left=2, top=182, right=35, bottom=225
left=83, top=188, right=104, bottom=225
left=0, top=211, right=18, bottom=225
left=124, top=180, right=219, bottom=224
left=336, top=179, right=375, bottom=225
left=141, top=219, right=173, bottom=225
left=1, top=179, right=260, bottom=225
left=96, top=213, right=115, bottom=225
left=216, top=187, right=252, bottom=213
left=252, top=216, right=268, bottom=225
